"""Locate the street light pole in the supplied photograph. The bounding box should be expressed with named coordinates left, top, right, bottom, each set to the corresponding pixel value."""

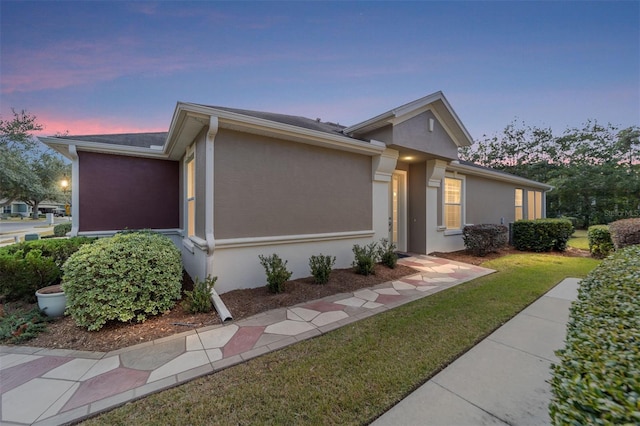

left=60, top=176, right=70, bottom=217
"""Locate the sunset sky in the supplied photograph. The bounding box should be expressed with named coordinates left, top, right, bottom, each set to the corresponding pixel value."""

left=1, top=1, right=638, bottom=140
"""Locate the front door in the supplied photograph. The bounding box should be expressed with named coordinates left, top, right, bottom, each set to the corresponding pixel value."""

left=390, top=171, right=407, bottom=252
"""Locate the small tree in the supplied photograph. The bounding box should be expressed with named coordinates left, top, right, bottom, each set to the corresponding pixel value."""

left=0, top=109, right=69, bottom=216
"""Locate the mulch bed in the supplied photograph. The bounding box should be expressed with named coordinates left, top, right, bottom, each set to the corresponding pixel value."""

left=12, top=264, right=417, bottom=353
left=7, top=246, right=591, bottom=353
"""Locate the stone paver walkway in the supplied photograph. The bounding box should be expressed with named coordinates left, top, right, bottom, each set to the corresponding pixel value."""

left=0, top=255, right=493, bottom=425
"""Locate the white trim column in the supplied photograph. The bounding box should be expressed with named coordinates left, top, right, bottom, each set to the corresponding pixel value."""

left=372, top=146, right=399, bottom=243
left=205, top=116, right=217, bottom=279
left=425, top=159, right=448, bottom=254
left=69, top=145, right=80, bottom=237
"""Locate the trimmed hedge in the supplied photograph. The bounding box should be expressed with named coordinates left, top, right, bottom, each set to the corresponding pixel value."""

left=63, top=232, right=182, bottom=331
left=512, top=219, right=573, bottom=252
left=549, top=245, right=640, bottom=424
left=53, top=222, right=72, bottom=237
left=462, top=224, right=508, bottom=256
left=609, top=217, right=640, bottom=250
left=0, top=237, right=95, bottom=302
left=587, top=225, right=614, bottom=258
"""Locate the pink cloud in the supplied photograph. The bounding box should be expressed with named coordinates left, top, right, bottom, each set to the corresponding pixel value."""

left=35, top=113, right=167, bottom=137
left=1, top=35, right=265, bottom=95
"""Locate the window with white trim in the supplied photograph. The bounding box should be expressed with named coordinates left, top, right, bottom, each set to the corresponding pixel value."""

left=515, top=188, right=523, bottom=220
left=444, top=177, right=463, bottom=230
left=186, top=150, right=195, bottom=237
left=527, top=190, right=542, bottom=219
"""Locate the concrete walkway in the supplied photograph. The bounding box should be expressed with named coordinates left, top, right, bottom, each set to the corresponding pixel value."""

left=372, top=277, right=581, bottom=426
left=0, top=255, right=494, bottom=425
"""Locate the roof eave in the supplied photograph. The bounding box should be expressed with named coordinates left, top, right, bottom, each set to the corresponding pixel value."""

left=448, top=161, right=554, bottom=191
left=38, top=136, right=168, bottom=159
left=166, top=103, right=385, bottom=159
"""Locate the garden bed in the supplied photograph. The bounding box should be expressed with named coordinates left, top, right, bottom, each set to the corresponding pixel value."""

left=6, top=264, right=416, bottom=352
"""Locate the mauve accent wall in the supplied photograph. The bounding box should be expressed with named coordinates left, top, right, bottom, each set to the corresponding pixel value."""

left=78, top=151, right=179, bottom=232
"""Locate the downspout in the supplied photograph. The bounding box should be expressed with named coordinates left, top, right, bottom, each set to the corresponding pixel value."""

left=68, top=145, right=80, bottom=237
left=204, top=116, right=232, bottom=322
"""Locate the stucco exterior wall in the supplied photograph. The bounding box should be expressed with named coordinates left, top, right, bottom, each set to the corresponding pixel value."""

left=213, top=129, right=373, bottom=239
left=78, top=151, right=179, bottom=231
left=408, top=161, right=427, bottom=253
left=392, top=111, right=459, bottom=160
left=465, top=175, right=545, bottom=225
left=465, top=175, right=517, bottom=225
left=362, top=125, right=393, bottom=144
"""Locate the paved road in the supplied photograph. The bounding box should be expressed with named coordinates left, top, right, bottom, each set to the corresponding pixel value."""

left=0, top=217, right=69, bottom=234
left=0, top=217, right=70, bottom=245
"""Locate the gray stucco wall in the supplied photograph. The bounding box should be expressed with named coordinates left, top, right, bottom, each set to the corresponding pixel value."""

left=465, top=175, right=545, bottom=225
left=362, top=125, right=393, bottom=144
left=408, top=162, right=426, bottom=253
left=392, top=111, right=459, bottom=160
left=213, top=129, right=373, bottom=239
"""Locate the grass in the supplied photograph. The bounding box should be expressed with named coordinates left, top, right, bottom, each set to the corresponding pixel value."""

left=567, top=229, right=589, bottom=250
left=82, top=254, right=599, bottom=426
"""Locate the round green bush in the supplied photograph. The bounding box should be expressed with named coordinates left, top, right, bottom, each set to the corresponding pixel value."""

left=53, top=222, right=72, bottom=237
left=62, top=232, right=182, bottom=331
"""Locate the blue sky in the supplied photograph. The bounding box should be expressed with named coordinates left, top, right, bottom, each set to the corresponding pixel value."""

left=1, top=1, right=638, bottom=139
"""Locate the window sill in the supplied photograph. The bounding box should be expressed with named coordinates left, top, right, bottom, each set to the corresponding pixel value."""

left=182, top=238, right=195, bottom=254
left=444, top=229, right=463, bottom=236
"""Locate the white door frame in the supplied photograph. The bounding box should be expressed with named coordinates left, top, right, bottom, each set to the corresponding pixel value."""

left=390, top=170, right=407, bottom=252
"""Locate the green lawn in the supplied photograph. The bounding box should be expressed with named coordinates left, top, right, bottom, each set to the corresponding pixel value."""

left=82, top=254, right=599, bottom=426
left=567, top=229, right=589, bottom=250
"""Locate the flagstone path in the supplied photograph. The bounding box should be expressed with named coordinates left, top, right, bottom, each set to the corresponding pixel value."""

left=0, top=255, right=493, bottom=425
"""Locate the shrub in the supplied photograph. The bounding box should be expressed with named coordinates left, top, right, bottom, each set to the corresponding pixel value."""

left=0, top=238, right=94, bottom=302
left=1, top=237, right=95, bottom=268
left=53, top=222, right=71, bottom=237
left=258, top=254, right=292, bottom=293
left=587, top=225, right=613, bottom=258
left=182, top=275, right=217, bottom=314
left=549, top=245, right=640, bottom=424
left=609, top=217, right=640, bottom=250
left=462, top=224, right=508, bottom=257
left=352, top=242, right=378, bottom=276
left=0, top=250, right=60, bottom=302
left=309, top=254, right=336, bottom=284
left=512, top=219, right=573, bottom=252
left=0, top=307, right=50, bottom=344
left=62, top=232, right=182, bottom=331
left=559, top=216, right=579, bottom=230
left=378, top=238, right=398, bottom=269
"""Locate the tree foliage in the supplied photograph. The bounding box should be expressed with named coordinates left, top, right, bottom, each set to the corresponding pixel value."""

left=0, top=109, right=69, bottom=215
left=460, top=121, right=640, bottom=227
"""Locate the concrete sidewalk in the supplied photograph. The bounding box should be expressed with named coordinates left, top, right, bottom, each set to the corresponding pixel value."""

left=372, top=277, right=580, bottom=426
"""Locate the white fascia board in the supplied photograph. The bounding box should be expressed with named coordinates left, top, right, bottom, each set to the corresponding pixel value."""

left=343, top=93, right=447, bottom=135
left=38, top=137, right=169, bottom=159
left=342, top=111, right=395, bottom=135
left=177, top=102, right=385, bottom=156
left=448, top=161, right=554, bottom=191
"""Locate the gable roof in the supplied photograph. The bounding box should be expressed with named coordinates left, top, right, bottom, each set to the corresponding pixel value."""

left=39, top=92, right=473, bottom=162
left=343, top=91, right=474, bottom=147
left=197, top=105, right=346, bottom=136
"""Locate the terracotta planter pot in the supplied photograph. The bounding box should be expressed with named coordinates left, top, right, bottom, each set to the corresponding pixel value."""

left=35, top=284, right=67, bottom=318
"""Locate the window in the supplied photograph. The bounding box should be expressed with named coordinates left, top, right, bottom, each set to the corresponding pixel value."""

left=186, top=154, right=195, bottom=237
left=444, top=177, right=462, bottom=230
left=527, top=190, right=543, bottom=219
left=515, top=189, right=523, bottom=220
